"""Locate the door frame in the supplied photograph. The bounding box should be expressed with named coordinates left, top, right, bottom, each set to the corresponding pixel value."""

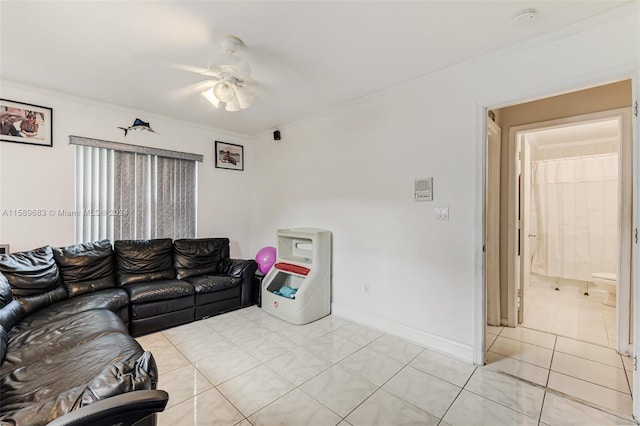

left=506, top=108, right=632, bottom=354
left=631, top=69, right=639, bottom=421
left=474, top=73, right=638, bottom=370
left=486, top=119, right=501, bottom=326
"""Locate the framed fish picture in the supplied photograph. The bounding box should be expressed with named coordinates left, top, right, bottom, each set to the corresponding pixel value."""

left=215, top=141, right=244, bottom=171
left=0, top=99, right=53, bottom=147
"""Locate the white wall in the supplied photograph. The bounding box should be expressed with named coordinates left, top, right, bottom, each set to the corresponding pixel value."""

left=251, top=7, right=639, bottom=361
left=0, top=82, right=254, bottom=258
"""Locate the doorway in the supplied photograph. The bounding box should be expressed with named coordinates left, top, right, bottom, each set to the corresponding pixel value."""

left=481, top=79, right=637, bottom=421
left=483, top=80, right=633, bottom=350
left=514, top=114, right=626, bottom=351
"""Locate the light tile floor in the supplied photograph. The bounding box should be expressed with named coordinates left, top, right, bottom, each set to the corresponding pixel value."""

left=524, top=274, right=616, bottom=348
left=136, top=306, right=636, bottom=426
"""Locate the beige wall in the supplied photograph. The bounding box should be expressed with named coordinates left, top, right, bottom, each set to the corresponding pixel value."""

left=495, top=80, right=632, bottom=323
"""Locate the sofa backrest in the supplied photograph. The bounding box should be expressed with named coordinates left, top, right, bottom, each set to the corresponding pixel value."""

left=53, top=240, right=116, bottom=297
left=173, top=238, right=230, bottom=279
left=114, top=239, right=176, bottom=286
left=0, top=246, right=68, bottom=315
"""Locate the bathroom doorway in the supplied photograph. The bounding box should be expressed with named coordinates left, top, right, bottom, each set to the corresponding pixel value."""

left=478, top=72, right=639, bottom=421
left=483, top=80, right=634, bottom=355
left=514, top=113, right=627, bottom=351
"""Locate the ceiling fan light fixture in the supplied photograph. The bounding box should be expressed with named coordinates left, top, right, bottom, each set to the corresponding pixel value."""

left=213, top=81, right=235, bottom=103
left=199, top=35, right=256, bottom=112
left=225, top=96, right=242, bottom=112
left=234, top=85, right=255, bottom=109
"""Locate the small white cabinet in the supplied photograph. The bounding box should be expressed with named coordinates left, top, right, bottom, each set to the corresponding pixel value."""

left=261, top=228, right=331, bottom=324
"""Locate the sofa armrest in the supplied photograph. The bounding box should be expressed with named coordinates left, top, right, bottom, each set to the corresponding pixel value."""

left=219, top=258, right=258, bottom=306
left=46, top=389, right=168, bottom=426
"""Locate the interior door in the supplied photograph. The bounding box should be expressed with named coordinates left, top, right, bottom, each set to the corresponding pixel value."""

left=520, top=137, right=533, bottom=324
left=516, top=135, right=529, bottom=324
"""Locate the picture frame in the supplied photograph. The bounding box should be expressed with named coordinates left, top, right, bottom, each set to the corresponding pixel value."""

left=215, top=140, right=244, bottom=171
left=0, top=244, right=9, bottom=255
left=0, top=99, right=53, bottom=147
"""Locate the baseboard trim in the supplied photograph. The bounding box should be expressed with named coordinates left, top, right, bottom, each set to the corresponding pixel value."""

left=331, top=302, right=475, bottom=363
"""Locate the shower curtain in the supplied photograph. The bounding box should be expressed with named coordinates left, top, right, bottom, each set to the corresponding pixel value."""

left=531, top=153, right=618, bottom=282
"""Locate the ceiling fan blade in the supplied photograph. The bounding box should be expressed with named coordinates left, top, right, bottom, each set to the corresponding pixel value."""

left=133, top=51, right=212, bottom=76
left=166, top=62, right=210, bottom=75
left=171, top=79, right=215, bottom=99
left=200, top=66, right=224, bottom=78
left=201, top=88, right=220, bottom=108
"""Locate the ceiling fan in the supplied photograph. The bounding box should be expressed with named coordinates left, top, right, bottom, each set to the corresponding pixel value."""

left=200, top=34, right=256, bottom=112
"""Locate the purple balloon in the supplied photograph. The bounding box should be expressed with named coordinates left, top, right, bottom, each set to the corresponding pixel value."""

left=255, top=246, right=276, bottom=274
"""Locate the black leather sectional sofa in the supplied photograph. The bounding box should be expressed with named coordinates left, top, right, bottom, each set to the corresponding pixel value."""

left=0, top=237, right=258, bottom=426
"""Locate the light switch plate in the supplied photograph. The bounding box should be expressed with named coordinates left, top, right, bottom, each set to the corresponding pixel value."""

left=435, top=207, right=449, bottom=220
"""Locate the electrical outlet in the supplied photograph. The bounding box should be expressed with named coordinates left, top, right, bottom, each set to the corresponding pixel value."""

left=364, top=283, right=371, bottom=295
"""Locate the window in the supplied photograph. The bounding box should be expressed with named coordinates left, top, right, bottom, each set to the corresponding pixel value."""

left=71, top=136, right=202, bottom=243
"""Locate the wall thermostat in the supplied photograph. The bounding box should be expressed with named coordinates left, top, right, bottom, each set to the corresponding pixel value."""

left=414, top=177, right=433, bottom=201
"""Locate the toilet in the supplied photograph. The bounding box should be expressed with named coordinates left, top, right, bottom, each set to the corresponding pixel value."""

left=591, top=272, right=617, bottom=306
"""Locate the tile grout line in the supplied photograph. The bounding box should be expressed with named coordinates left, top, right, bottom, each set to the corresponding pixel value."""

left=214, top=316, right=375, bottom=424
left=432, top=359, right=480, bottom=424
left=539, top=334, right=557, bottom=425
left=250, top=330, right=385, bottom=424
left=337, top=346, right=432, bottom=423
left=545, top=334, right=557, bottom=388
left=488, top=326, right=634, bottom=421
left=537, top=392, right=547, bottom=426
left=490, top=367, right=634, bottom=423
left=620, top=353, right=633, bottom=396
left=164, top=328, right=251, bottom=418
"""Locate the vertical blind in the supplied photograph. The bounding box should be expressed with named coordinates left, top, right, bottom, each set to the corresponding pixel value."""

left=71, top=136, right=202, bottom=243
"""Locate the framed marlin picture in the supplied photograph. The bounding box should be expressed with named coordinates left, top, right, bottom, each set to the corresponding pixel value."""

left=0, top=99, right=53, bottom=147
left=215, top=141, right=244, bottom=171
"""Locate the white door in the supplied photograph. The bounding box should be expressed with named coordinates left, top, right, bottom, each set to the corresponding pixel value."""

left=632, top=70, right=639, bottom=422
left=518, top=137, right=532, bottom=324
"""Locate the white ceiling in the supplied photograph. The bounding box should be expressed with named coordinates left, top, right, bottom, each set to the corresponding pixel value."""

left=0, top=1, right=630, bottom=136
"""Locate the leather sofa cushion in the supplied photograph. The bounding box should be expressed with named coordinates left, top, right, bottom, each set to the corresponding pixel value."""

left=1, top=274, right=20, bottom=362
left=0, top=246, right=67, bottom=315
left=115, top=239, right=175, bottom=286
left=123, top=279, right=194, bottom=304
left=0, top=274, right=23, bottom=363
left=0, top=332, right=156, bottom=426
left=8, top=288, right=129, bottom=333
left=173, top=238, right=229, bottom=279
left=131, top=296, right=194, bottom=320
left=1, top=309, right=128, bottom=376
left=195, top=286, right=241, bottom=307
left=53, top=240, right=116, bottom=297
left=184, top=275, right=242, bottom=293
left=0, top=273, right=12, bottom=308
left=0, top=246, right=61, bottom=297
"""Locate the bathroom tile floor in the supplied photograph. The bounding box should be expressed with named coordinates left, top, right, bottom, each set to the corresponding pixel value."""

left=137, top=306, right=636, bottom=426
left=523, top=278, right=617, bottom=348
